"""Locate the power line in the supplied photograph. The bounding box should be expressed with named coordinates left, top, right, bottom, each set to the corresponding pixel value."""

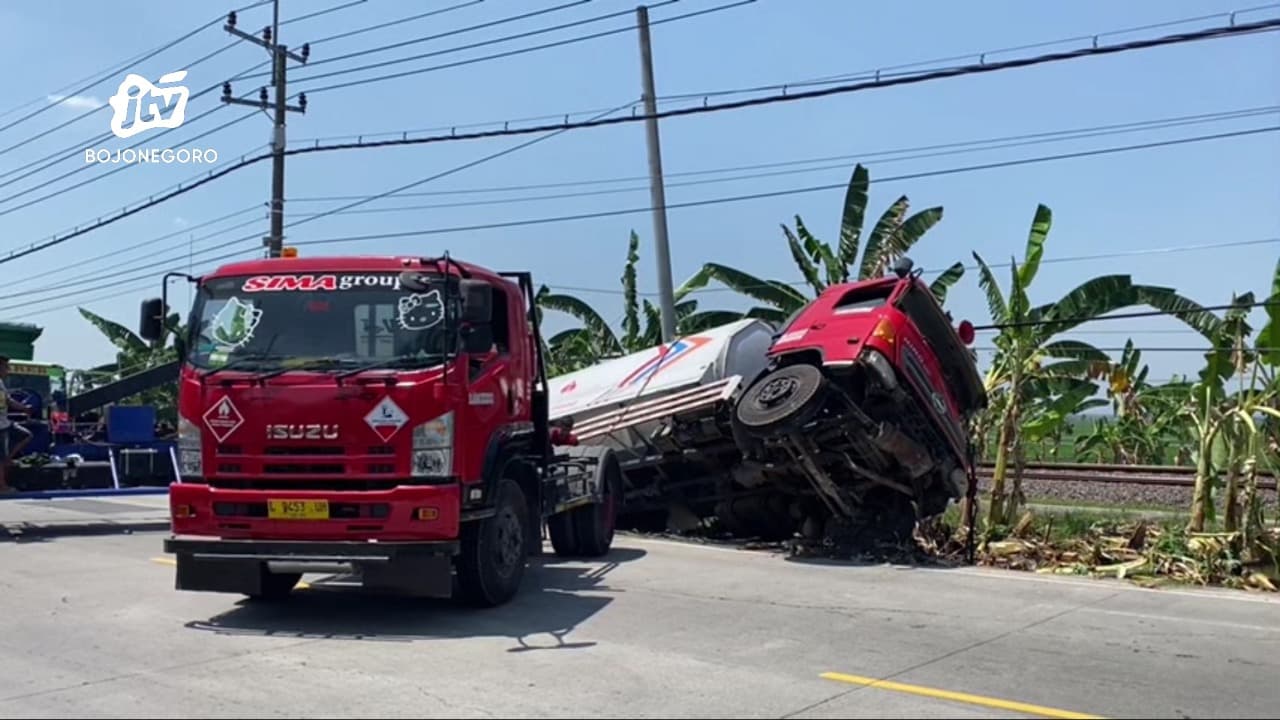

left=0, top=0, right=363, bottom=185
left=515, top=236, right=1280, bottom=298
left=6, top=102, right=642, bottom=303
left=0, top=0, right=273, bottom=135
left=295, top=0, right=750, bottom=95
left=282, top=106, right=1278, bottom=207
left=975, top=346, right=1280, bottom=353
left=652, top=3, right=1280, bottom=105
left=0, top=2, right=694, bottom=219
left=306, top=0, right=485, bottom=46
left=974, top=301, right=1280, bottom=331
left=291, top=17, right=1280, bottom=143
left=3, top=119, right=1275, bottom=270
left=0, top=107, right=260, bottom=220
left=279, top=0, right=603, bottom=76
left=286, top=0, right=671, bottom=84
left=278, top=4, right=1280, bottom=146
left=36, top=103, right=1271, bottom=260
left=0, top=213, right=266, bottom=301
left=288, top=102, right=1276, bottom=159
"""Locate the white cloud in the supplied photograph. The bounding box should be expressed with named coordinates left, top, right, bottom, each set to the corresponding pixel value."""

left=173, top=216, right=188, bottom=227
left=47, top=94, right=102, bottom=110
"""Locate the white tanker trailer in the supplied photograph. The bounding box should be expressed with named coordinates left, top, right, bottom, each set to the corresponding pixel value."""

left=547, top=319, right=802, bottom=537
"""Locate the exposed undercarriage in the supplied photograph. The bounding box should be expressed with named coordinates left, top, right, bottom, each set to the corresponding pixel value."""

left=727, top=357, right=969, bottom=551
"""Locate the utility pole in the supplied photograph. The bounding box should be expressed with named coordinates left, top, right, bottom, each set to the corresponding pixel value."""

left=636, top=4, right=677, bottom=343
left=221, top=0, right=309, bottom=258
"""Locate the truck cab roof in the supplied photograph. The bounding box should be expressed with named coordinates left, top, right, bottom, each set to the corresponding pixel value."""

left=207, top=255, right=513, bottom=286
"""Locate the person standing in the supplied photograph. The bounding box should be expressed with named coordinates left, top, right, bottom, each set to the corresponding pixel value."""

left=0, top=356, right=33, bottom=493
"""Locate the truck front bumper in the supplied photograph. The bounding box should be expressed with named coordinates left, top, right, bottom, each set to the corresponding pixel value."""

left=164, top=536, right=460, bottom=598
left=168, top=481, right=461, bottom=541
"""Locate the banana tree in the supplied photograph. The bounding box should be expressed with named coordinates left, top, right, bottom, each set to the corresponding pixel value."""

left=1187, top=258, right=1280, bottom=539
left=1075, top=340, right=1193, bottom=464
left=537, top=231, right=758, bottom=374
left=677, top=163, right=966, bottom=319
left=976, top=203, right=1224, bottom=528
left=76, top=307, right=184, bottom=422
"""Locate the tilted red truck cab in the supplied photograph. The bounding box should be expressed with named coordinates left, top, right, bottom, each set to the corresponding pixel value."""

left=141, top=253, right=622, bottom=606
left=733, top=259, right=987, bottom=545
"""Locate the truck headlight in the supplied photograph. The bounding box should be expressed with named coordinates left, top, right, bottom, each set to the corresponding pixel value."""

left=860, top=347, right=898, bottom=391
left=412, top=411, right=452, bottom=476
left=177, top=415, right=202, bottom=476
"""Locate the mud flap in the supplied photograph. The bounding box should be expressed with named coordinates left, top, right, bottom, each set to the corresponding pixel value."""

left=175, top=554, right=265, bottom=595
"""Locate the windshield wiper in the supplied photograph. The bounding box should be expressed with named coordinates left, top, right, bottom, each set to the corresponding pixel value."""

left=334, top=358, right=406, bottom=381
left=202, top=353, right=278, bottom=379
left=333, top=356, right=441, bottom=381
left=255, top=357, right=348, bottom=381
left=201, top=334, right=281, bottom=380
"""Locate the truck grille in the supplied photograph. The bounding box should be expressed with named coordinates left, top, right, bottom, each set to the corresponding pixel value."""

left=213, top=445, right=399, bottom=475
left=207, top=477, right=448, bottom=491
left=265, top=445, right=343, bottom=456
left=264, top=462, right=345, bottom=475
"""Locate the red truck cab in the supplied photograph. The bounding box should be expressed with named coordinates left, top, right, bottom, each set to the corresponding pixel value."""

left=141, top=252, right=621, bottom=606
left=733, top=258, right=987, bottom=544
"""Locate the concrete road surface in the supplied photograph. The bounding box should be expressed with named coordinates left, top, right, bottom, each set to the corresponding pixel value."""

left=1, top=530, right=1278, bottom=719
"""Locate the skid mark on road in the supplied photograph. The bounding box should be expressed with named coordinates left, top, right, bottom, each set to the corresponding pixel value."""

left=150, top=557, right=311, bottom=590
left=820, top=672, right=1103, bottom=719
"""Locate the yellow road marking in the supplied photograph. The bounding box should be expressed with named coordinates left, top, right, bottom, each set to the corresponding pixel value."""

left=820, top=672, right=1102, bottom=719
left=150, top=557, right=310, bottom=589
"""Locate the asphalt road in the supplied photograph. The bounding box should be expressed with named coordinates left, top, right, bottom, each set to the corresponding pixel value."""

left=2, top=529, right=1278, bottom=719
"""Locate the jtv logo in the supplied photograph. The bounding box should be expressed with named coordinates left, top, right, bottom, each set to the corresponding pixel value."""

left=85, top=69, right=218, bottom=165
left=108, top=70, right=190, bottom=138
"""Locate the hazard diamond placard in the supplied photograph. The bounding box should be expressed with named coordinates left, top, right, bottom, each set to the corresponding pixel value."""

left=203, top=396, right=244, bottom=443
left=364, top=396, right=408, bottom=441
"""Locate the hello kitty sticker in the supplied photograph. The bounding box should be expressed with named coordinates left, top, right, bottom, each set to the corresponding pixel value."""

left=209, top=296, right=262, bottom=351
left=397, top=289, right=445, bottom=331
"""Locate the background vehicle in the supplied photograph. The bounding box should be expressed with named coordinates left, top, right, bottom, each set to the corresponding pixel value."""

left=142, top=251, right=621, bottom=607
left=734, top=258, right=987, bottom=546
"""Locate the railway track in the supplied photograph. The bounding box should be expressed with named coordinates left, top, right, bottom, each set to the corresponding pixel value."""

left=975, top=461, right=1278, bottom=491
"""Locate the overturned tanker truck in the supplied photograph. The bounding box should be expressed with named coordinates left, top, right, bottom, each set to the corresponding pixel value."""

left=548, top=258, right=988, bottom=545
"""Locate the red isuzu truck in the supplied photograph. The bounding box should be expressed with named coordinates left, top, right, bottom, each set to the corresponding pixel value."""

left=140, top=251, right=621, bottom=607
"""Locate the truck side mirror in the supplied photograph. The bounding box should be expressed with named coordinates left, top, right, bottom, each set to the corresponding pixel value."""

left=460, top=280, right=492, bottom=324
left=139, top=298, right=165, bottom=342
left=398, top=271, right=432, bottom=292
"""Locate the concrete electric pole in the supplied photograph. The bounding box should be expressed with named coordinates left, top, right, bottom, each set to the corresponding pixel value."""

left=221, top=0, right=309, bottom=259
left=636, top=4, right=677, bottom=343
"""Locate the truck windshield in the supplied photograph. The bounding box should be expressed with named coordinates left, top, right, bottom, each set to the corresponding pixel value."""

left=186, top=272, right=458, bottom=371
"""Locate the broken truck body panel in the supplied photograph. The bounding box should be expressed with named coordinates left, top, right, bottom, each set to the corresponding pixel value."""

left=548, top=319, right=775, bottom=524
left=147, top=253, right=622, bottom=607
left=735, top=268, right=987, bottom=543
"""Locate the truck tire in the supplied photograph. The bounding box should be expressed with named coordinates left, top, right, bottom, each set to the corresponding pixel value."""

left=573, top=456, right=621, bottom=557
left=457, top=478, right=528, bottom=607
left=548, top=512, right=580, bottom=556
left=736, top=363, right=827, bottom=434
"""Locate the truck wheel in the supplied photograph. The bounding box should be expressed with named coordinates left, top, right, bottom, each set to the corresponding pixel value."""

left=573, top=457, right=621, bottom=557
left=457, top=478, right=528, bottom=607
left=548, top=512, right=580, bottom=556
left=736, top=363, right=827, bottom=434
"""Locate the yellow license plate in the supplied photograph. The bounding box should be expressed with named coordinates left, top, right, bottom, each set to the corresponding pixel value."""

left=267, top=499, right=329, bottom=520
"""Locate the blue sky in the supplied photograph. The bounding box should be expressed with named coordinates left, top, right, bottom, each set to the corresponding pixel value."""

left=0, top=0, right=1276, bottom=384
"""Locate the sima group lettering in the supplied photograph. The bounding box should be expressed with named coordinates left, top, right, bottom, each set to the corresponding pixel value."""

left=241, top=274, right=402, bottom=292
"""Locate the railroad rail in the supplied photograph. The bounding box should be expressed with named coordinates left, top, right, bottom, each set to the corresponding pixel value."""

left=975, top=461, right=1277, bottom=490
